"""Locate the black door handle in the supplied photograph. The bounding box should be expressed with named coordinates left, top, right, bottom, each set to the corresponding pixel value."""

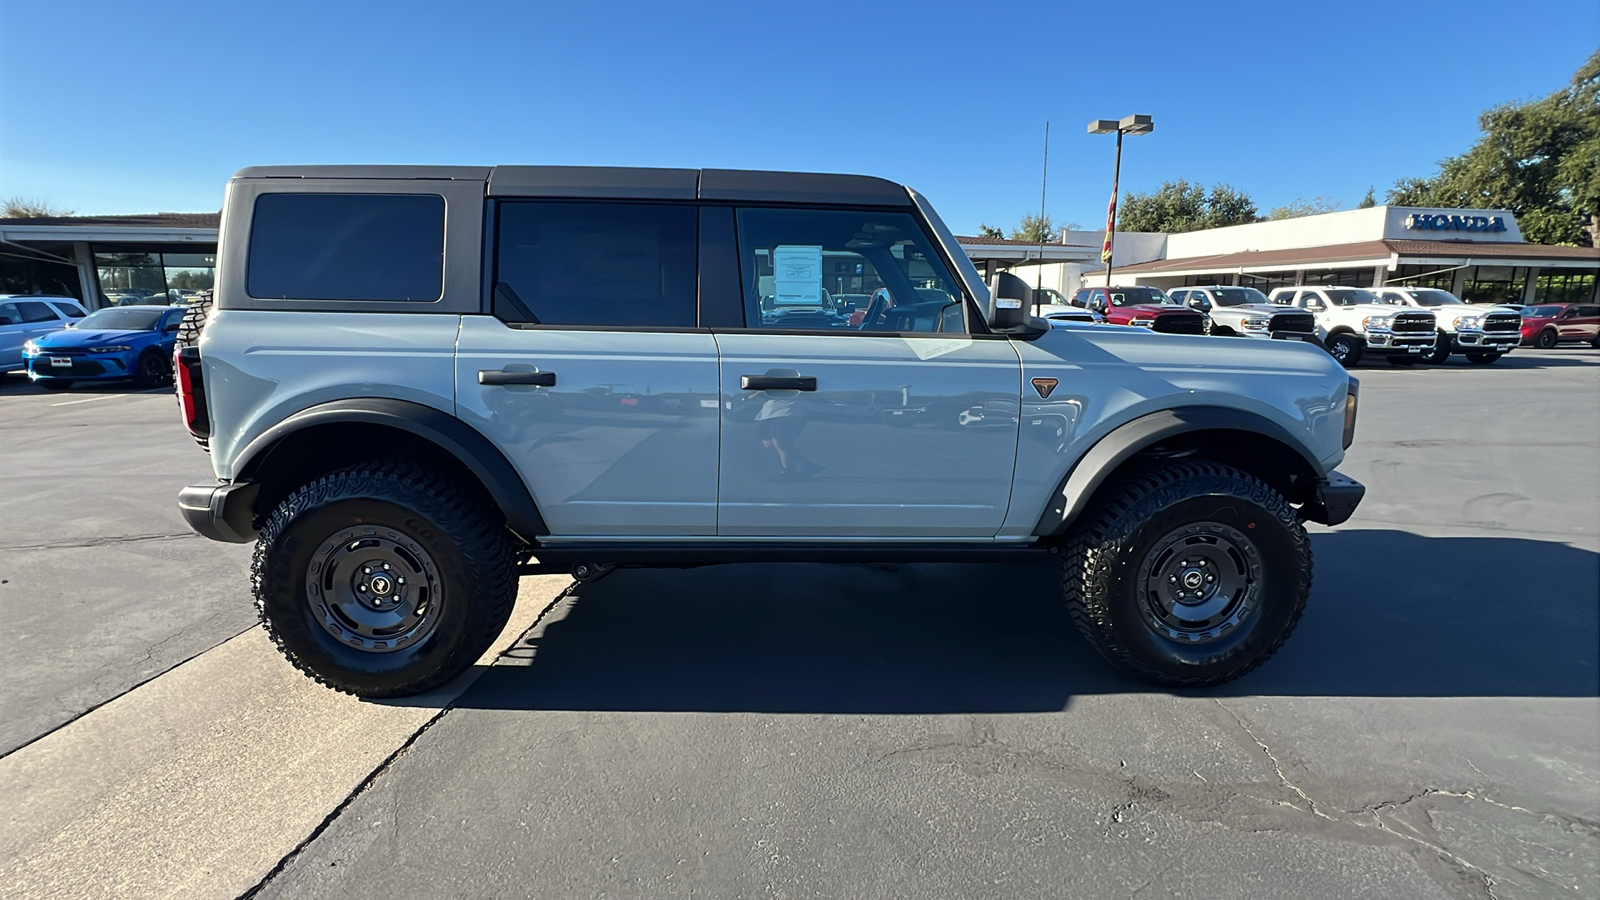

left=740, top=375, right=816, bottom=391
left=479, top=370, right=556, bottom=387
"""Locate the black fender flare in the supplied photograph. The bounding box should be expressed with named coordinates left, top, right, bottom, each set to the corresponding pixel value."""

left=1032, top=406, right=1324, bottom=537
left=233, top=398, right=548, bottom=538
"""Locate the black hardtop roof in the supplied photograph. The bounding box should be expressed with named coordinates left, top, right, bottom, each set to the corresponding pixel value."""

left=231, top=165, right=911, bottom=207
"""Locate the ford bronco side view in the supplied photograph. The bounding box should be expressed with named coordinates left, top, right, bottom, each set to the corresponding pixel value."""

left=175, top=165, right=1364, bottom=697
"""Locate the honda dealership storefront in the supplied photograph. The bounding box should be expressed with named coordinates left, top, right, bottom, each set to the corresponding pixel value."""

left=1106, top=206, right=1598, bottom=304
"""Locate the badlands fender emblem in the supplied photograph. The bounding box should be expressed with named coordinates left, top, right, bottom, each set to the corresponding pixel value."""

left=1031, top=377, right=1059, bottom=399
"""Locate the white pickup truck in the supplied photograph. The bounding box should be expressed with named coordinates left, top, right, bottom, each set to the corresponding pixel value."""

left=1371, top=287, right=1521, bottom=365
left=1268, top=286, right=1436, bottom=368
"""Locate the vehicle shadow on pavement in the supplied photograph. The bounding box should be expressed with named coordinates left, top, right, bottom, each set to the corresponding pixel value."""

left=450, top=530, right=1598, bottom=713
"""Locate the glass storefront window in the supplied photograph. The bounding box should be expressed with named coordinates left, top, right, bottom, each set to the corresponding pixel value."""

left=92, top=248, right=215, bottom=307
left=1240, top=271, right=1300, bottom=293
left=1533, top=270, right=1597, bottom=304
left=1460, top=266, right=1528, bottom=304
left=1301, top=268, right=1376, bottom=288
left=1387, top=264, right=1457, bottom=291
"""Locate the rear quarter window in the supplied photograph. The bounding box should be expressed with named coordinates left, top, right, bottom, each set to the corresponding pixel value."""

left=247, top=193, right=445, bottom=302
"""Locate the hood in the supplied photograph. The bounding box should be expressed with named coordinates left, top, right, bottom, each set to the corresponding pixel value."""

left=34, top=328, right=154, bottom=348
left=1213, top=303, right=1288, bottom=315
left=1431, top=304, right=1519, bottom=324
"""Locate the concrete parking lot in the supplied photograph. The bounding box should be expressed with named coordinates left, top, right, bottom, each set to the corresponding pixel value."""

left=1, top=350, right=1596, bottom=899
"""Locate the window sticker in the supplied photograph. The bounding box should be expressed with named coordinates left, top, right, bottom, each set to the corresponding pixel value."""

left=905, top=336, right=972, bottom=360
left=772, top=245, right=823, bottom=306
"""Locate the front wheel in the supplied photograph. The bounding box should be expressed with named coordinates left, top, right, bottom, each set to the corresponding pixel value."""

left=1421, top=332, right=1452, bottom=364
left=1061, top=461, right=1311, bottom=686
left=134, top=350, right=171, bottom=388
left=1465, top=351, right=1503, bottom=365
left=253, top=461, right=518, bottom=697
left=1326, top=334, right=1363, bottom=368
left=1535, top=328, right=1559, bottom=349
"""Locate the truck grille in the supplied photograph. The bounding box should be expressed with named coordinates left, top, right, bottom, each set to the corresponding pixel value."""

left=1483, top=313, right=1520, bottom=332
left=1269, top=312, right=1316, bottom=333
left=1153, top=314, right=1206, bottom=335
left=1391, top=313, right=1434, bottom=333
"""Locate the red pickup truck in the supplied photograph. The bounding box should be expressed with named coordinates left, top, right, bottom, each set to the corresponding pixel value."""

left=1071, top=286, right=1208, bottom=335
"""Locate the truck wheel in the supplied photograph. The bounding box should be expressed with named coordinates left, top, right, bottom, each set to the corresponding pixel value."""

left=1535, top=328, right=1558, bottom=349
left=1465, top=351, right=1503, bottom=365
left=1421, top=333, right=1451, bottom=364
left=1326, top=334, right=1363, bottom=368
left=253, top=461, right=517, bottom=698
left=1060, top=461, right=1311, bottom=686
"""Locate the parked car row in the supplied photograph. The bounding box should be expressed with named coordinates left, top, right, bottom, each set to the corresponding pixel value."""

left=0, top=293, right=184, bottom=388
left=1034, top=283, right=1594, bottom=368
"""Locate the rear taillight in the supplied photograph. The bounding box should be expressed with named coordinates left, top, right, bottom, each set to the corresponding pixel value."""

left=175, top=345, right=210, bottom=443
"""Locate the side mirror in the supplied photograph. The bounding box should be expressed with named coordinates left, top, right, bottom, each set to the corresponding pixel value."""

left=988, top=273, right=1044, bottom=335
left=164, top=322, right=181, bottom=333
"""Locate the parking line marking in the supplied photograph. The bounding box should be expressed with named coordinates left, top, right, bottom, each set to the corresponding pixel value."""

left=50, top=395, right=117, bottom=407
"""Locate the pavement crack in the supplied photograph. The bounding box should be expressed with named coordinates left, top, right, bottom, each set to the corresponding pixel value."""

left=1214, top=700, right=1334, bottom=822
left=0, top=532, right=198, bottom=552
left=1363, top=809, right=1500, bottom=900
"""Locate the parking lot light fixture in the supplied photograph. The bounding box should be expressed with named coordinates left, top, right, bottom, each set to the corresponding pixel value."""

left=1089, top=114, right=1155, bottom=286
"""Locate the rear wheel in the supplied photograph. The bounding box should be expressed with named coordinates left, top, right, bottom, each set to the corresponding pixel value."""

left=1465, top=351, right=1503, bottom=365
left=253, top=461, right=518, bottom=697
left=1326, top=334, right=1363, bottom=368
left=1535, top=328, right=1559, bottom=349
left=1061, top=461, right=1311, bottom=686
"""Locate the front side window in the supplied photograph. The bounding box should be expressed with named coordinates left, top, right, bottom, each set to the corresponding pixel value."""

left=248, top=193, right=445, bottom=302
left=494, top=202, right=696, bottom=328
left=736, top=208, right=964, bottom=333
left=16, top=301, right=58, bottom=323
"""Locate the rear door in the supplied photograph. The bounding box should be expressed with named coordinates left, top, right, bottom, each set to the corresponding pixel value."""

left=456, top=201, right=721, bottom=538
left=1560, top=304, right=1600, bottom=340
left=713, top=206, right=1022, bottom=538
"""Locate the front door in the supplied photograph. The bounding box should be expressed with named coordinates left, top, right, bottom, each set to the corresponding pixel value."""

left=714, top=206, right=1021, bottom=538
left=456, top=201, right=720, bottom=538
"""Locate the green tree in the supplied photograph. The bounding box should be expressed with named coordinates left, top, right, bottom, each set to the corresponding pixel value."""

left=1267, top=196, right=1343, bottom=220
left=977, top=223, right=1005, bottom=239
left=1117, top=180, right=1259, bottom=233
left=1387, top=49, right=1599, bottom=246
left=3, top=196, right=74, bottom=218
left=1008, top=213, right=1059, bottom=243
left=1357, top=186, right=1377, bottom=209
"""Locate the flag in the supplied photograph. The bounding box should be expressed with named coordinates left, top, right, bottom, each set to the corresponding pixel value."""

left=1100, top=188, right=1117, bottom=264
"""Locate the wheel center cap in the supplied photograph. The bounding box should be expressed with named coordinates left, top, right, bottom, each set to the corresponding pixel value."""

left=1180, top=569, right=1205, bottom=591
left=369, top=575, right=394, bottom=596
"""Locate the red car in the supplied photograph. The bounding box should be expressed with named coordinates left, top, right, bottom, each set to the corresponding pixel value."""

left=1070, top=286, right=1207, bottom=335
left=1520, top=302, right=1600, bottom=349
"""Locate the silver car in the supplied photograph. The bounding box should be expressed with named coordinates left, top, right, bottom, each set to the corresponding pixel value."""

left=0, top=295, right=88, bottom=373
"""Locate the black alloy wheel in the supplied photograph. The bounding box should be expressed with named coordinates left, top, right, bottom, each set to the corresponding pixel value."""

left=253, top=461, right=517, bottom=697
left=1326, top=334, right=1363, bottom=368
left=1421, top=333, right=1452, bottom=364
left=1060, top=461, right=1311, bottom=686
left=135, top=351, right=171, bottom=388
left=1535, top=328, right=1559, bottom=349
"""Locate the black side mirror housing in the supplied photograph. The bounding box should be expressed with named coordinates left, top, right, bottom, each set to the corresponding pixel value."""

left=988, top=273, right=1047, bottom=335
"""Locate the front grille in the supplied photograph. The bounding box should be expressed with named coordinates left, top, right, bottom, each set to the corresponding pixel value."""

left=1152, top=314, right=1206, bottom=335
left=29, top=357, right=106, bottom=376
left=1483, top=313, right=1520, bottom=332
left=1269, top=312, right=1316, bottom=333
left=1392, top=313, right=1434, bottom=333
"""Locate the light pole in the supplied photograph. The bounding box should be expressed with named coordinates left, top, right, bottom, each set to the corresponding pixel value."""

left=1088, top=114, right=1153, bottom=289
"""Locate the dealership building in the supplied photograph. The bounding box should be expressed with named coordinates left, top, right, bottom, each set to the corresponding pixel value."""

left=0, top=212, right=219, bottom=308
left=1046, top=206, right=1599, bottom=305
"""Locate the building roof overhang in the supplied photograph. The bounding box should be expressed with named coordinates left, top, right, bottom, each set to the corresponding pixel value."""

left=1114, top=238, right=1600, bottom=277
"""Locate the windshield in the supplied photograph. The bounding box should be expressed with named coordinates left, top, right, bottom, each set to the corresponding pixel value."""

left=1406, top=290, right=1463, bottom=307
left=1325, top=289, right=1382, bottom=307
left=78, top=307, right=164, bottom=330
left=1522, top=305, right=1564, bottom=318
left=1108, top=288, right=1172, bottom=307
left=1211, top=288, right=1270, bottom=307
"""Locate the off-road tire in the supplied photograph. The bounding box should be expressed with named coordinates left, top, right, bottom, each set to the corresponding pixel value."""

left=134, top=350, right=171, bottom=388
left=1535, top=328, right=1559, bottom=349
left=253, top=461, right=517, bottom=698
left=1421, top=333, right=1451, bottom=364
left=1060, top=461, right=1311, bottom=687
left=174, top=293, right=213, bottom=348
left=1326, top=333, right=1363, bottom=368
left=1465, top=351, right=1503, bottom=365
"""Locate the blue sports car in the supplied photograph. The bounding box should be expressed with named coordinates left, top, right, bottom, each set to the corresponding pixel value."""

left=24, top=305, right=184, bottom=389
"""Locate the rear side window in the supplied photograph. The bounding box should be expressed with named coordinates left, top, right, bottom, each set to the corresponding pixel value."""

left=247, top=193, right=445, bottom=302
left=16, top=301, right=58, bottom=323
left=50, top=302, right=86, bottom=318
left=494, top=202, right=697, bottom=328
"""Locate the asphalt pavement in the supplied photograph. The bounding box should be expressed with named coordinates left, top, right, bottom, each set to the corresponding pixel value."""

left=1, top=349, right=1596, bottom=899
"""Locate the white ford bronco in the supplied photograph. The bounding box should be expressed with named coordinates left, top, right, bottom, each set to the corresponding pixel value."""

left=174, top=165, right=1364, bottom=697
left=1370, top=287, right=1521, bottom=365
left=1268, top=286, right=1437, bottom=368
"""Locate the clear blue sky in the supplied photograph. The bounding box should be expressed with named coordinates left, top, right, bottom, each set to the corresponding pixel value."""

left=1, top=0, right=1595, bottom=234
